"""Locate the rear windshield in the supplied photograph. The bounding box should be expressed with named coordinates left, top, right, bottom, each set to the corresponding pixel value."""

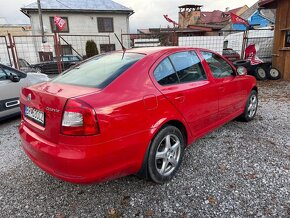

left=52, top=52, right=145, bottom=88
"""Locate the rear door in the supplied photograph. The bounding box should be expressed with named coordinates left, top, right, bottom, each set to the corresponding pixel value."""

left=151, top=50, right=219, bottom=137
left=200, top=51, right=246, bottom=120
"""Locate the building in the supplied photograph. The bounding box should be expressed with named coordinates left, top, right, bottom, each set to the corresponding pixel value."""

left=178, top=5, right=248, bottom=34
left=21, top=0, right=134, bottom=52
left=224, top=1, right=275, bottom=31
left=259, top=0, right=290, bottom=80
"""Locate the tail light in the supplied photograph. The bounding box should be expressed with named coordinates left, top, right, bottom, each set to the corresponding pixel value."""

left=61, top=99, right=99, bottom=136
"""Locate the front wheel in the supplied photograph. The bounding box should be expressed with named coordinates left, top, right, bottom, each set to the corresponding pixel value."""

left=239, top=90, right=258, bottom=122
left=148, top=126, right=185, bottom=184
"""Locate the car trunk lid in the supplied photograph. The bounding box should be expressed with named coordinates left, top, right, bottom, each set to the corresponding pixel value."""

left=20, top=82, right=101, bottom=143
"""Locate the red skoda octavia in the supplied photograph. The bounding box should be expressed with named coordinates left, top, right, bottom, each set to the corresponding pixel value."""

left=19, top=47, right=258, bottom=184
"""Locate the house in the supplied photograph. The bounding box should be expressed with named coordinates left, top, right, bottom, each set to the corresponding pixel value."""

left=259, top=0, right=290, bottom=80
left=225, top=1, right=275, bottom=30
left=0, top=17, right=31, bottom=36
left=20, top=0, right=134, bottom=52
left=178, top=5, right=249, bottom=35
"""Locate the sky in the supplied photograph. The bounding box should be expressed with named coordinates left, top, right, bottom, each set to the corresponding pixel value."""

left=0, top=0, right=258, bottom=32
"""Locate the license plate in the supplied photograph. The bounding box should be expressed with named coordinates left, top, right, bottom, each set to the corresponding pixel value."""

left=24, top=106, right=45, bottom=126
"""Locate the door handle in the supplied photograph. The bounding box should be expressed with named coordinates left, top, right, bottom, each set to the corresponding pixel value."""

left=5, top=100, right=20, bottom=108
left=174, top=95, right=185, bottom=103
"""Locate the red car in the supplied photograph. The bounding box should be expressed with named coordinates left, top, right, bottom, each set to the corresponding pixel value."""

left=19, top=47, right=258, bottom=184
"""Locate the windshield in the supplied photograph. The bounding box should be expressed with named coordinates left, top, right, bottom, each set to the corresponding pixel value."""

left=52, top=52, right=145, bottom=88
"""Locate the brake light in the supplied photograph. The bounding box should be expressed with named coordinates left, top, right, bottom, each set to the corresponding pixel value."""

left=61, top=99, right=99, bottom=135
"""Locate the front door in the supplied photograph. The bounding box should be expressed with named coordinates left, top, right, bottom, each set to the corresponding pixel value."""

left=151, top=50, right=219, bottom=137
left=200, top=51, right=246, bottom=120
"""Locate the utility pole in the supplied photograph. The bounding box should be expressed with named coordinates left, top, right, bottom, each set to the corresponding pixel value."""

left=37, top=0, right=46, bottom=43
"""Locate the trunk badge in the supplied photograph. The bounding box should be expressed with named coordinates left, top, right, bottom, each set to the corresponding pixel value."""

left=27, top=94, right=31, bottom=102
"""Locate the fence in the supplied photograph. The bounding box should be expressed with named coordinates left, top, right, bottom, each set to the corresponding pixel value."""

left=13, top=35, right=55, bottom=65
left=121, top=29, right=274, bottom=62
left=0, top=36, right=11, bottom=66
left=0, top=29, right=274, bottom=74
left=121, top=32, right=177, bottom=48
left=59, top=34, right=111, bottom=57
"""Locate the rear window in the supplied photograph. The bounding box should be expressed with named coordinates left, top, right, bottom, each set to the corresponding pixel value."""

left=52, top=52, right=145, bottom=88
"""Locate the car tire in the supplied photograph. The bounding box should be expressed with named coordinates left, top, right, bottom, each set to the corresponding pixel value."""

left=267, top=67, right=281, bottom=80
left=148, top=125, right=185, bottom=184
left=233, top=60, right=250, bottom=68
left=255, top=66, right=267, bottom=80
left=239, top=90, right=258, bottom=122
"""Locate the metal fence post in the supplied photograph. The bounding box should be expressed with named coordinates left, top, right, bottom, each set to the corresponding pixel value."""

left=54, top=32, right=62, bottom=74
left=7, top=33, right=19, bottom=69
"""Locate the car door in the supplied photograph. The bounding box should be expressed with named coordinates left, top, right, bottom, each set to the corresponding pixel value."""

left=200, top=51, right=246, bottom=121
left=151, top=50, right=219, bottom=137
left=0, top=66, right=27, bottom=118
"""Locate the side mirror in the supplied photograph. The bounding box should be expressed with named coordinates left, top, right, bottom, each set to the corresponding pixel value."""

left=237, top=66, right=247, bottom=76
left=10, top=73, right=20, bottom=82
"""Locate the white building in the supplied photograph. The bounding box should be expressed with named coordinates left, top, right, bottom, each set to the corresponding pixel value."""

left=20, top=0, right=133, bottom=62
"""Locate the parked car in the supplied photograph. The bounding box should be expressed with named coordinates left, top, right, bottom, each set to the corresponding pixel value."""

left=222, top=48, right=241, bottom=62
left=31, top=55, right=82, bottom=74
left=19, top=47, right=258, bottom=184
left=18, top=58, right=38, bottom=73
left=0, top=64, right=49, bottom=121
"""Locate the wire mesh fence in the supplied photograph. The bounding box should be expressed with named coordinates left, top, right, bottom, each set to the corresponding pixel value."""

left=3, top=29, right=274, bottom=73
left=121, top=33, right=176, bottom=48
left=245, top=29, right=274, bottom=63
left=0, top=36, right=11, bottom=66
left=59, top=34, right=111, bottom=58
left=179, top=36, right=225, bottom=54
left=13, top=35, right=55, bottom=65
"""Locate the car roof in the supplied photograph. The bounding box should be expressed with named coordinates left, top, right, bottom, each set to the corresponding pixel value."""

left=125, top=46, right=199, bottom=55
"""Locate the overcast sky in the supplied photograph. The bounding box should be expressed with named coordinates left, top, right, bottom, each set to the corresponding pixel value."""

left=0, top=0, right=258, bottom=32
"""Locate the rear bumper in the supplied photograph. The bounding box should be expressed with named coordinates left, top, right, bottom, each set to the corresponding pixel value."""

left=19, top=122, right=150, bottom=184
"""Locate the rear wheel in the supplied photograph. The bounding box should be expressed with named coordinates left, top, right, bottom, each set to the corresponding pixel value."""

left=148, top=126, right=185, bottom=184
left=267, top=67, right=281, bottom=80
left=239, top=90, right=258, bottom=122
left=255, top=66, right=267, bottom=80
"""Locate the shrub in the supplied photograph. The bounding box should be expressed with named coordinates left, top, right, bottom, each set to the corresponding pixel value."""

left=85, top=40, right=98, bottom=58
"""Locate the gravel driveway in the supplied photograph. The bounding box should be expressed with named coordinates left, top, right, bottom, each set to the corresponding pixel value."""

left=0, top=80, right=289, bottom=217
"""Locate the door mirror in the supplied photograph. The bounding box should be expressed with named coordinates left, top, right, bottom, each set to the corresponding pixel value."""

left=237, top=66, right=247, bottom=76
left=10, top=73, right=20, bottom=82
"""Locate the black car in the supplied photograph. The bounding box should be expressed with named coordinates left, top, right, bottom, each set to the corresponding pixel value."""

left=31, top=55, right=82, bottom=74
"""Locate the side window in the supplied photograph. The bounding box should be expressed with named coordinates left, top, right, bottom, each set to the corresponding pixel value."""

left=153, top=58, right=179, bottom=86
left=169, top=51, right=207, bottom=83
left=0, top=68, right=8, bottom=80
left=3, top=67, right=24, bottom=78
left=201, top=51, right=234, bottom=78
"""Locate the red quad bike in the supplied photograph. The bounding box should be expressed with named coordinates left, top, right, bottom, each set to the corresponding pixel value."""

left=233, top=44, right=281, bottom=80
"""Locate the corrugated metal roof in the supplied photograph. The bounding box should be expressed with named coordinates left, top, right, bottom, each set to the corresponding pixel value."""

left=22, top=0, right=133, bottom=12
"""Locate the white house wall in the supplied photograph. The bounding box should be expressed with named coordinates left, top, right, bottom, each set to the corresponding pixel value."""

left=29, top=12, right=130, bottom=51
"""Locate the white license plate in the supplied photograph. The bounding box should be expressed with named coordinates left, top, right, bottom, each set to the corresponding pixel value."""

left=24, top=106, right=45, bottom=126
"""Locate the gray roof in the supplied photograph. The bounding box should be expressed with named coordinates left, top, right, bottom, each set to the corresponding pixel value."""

left=21, top=0, right=133, bottom=13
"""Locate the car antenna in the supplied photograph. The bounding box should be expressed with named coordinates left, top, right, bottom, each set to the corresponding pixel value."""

left=114, top=33, right=126, bottom=59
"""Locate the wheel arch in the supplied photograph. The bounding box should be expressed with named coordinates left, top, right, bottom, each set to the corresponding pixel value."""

left=136, top=119, right=189, bottom=180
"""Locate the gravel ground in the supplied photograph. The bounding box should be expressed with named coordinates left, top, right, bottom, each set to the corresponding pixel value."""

left=0, top=80, right=289, bottom=217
